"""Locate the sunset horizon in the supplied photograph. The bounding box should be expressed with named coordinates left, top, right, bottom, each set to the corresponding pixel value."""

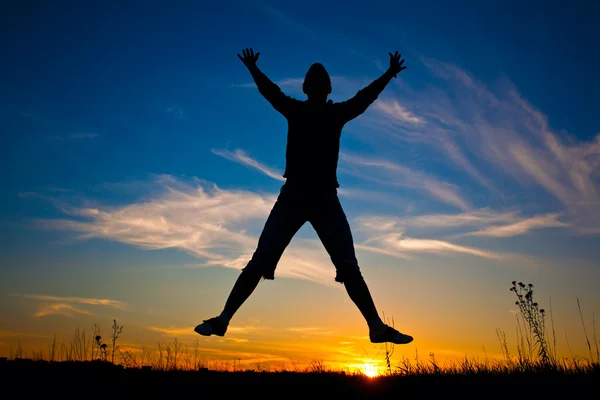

left=2, top=0, right=599, bottom=376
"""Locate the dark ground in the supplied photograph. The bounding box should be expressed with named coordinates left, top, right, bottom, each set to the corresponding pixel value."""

left=2, top=358, right=597, bottom=398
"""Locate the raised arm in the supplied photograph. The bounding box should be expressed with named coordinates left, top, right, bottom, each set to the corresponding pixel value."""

left=237, top=48, right=295, bottom=117
left=338, top=51, right=407, bottom=123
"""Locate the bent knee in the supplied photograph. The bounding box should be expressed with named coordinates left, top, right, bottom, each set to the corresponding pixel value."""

left=242, top=258, right=277, bottom=281
left=333, top=259, right=362, bottom=284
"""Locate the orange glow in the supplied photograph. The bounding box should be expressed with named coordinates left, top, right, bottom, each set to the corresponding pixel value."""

left=362, top=363, right=379, bottom=378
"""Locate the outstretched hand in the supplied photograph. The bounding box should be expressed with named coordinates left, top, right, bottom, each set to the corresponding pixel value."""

left=237, top=48, right=260, bottom=68
left=388, top=51, right=407, bottom=78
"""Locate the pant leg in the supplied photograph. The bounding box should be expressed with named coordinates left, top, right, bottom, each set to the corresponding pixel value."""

left=242, top=188, right=307, bottom=280
left=308, top=193, right=362, bottom=283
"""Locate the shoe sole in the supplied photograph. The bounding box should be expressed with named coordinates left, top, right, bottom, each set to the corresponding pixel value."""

left=194, top=326, right=226, bottom=337
left=370, top=335, right=413, bottom=345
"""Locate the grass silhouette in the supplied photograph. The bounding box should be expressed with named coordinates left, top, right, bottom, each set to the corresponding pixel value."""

left=2, top=282, right=598, bottom=396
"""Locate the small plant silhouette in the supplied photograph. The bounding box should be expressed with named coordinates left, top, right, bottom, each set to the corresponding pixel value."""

left=94, top=334, right=108, bottom=362
left=381, top=312, right=395, bottom=375
left=110, top=319, right=124, bottom=364
left=509, top=281, right=550, bottom=365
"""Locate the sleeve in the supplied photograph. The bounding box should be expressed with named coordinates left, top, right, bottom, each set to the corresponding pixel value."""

left=249, top=66, right=297, bottom=118
left=337, top=69, right=394, bottom=123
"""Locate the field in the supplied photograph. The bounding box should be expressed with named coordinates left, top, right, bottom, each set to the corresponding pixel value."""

left=2, top=357, right=597, bottom=398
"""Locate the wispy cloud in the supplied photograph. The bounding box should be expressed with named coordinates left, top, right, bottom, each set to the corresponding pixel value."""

left=34, top=303, right=93, bottom=317
left=149, top=326, right=198, bottom=336
left=336, top=56, right=600, bottom=233
left=466, top=213, right=569, bottom=237
left=210, top=147, right=406, bottom=207
left=227, top=326, right=259, bottom=334
left=438, top=136, right=497, bottom=191
left=32, top=176, right=340, bottom=286
left=374, top=99, right=423, bottom=125
left=20, top=294, right=126, bottom=309
left=393, top=210, right=519, bottom=229
left=30, top=174, right=513, bottom=286
left=211, top=148, right=285, bottom=181
left=36, top=177, right=273, bottom=259
left=357, top=210, right=569, bottom=238
left=17, top=294, right=126, bottom=317
left=224, top=338, right=250, bottom=343
left=367, top=58, right=600, bottom=233
left=364, top=232, right=501, bottom=259
left=357, top=216, right=502, bottom=259
left=340, top=152, right=471, bottom=210
left=200, top=238, right=340, bottom=286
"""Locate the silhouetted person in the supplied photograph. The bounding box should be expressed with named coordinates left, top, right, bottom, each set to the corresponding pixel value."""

left=195, top=48, right=413, bottom=345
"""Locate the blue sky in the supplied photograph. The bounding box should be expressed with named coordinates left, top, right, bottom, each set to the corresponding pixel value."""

left=1, top=0, right=599, bottom=366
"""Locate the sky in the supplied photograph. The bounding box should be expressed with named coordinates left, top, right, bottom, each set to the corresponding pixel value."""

left=1, top=0, right=599, bottom=373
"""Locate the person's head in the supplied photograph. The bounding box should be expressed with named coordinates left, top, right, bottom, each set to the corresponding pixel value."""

left=302, top=63, right=331, bottom=100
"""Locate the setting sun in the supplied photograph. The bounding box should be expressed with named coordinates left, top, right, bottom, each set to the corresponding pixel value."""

left=362, top=363, right=380, bottom=378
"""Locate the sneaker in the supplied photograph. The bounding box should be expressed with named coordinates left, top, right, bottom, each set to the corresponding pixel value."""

left=370, top=325, right=413, bottom=344
left=194, top=317, right=228, bottom=337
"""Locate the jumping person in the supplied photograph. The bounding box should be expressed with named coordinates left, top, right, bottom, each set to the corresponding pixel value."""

left=195, top=48, right=413, bottom=345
